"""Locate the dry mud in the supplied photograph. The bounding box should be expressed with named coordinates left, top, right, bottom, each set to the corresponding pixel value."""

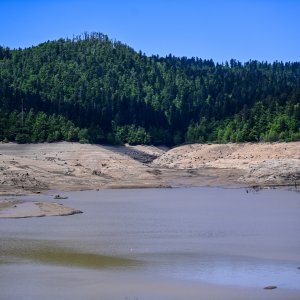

left=153, top=142, right=300, bottom=187
left=0, top=142, right=299, bottom=197
left=0, top=199, right=82, bottom=218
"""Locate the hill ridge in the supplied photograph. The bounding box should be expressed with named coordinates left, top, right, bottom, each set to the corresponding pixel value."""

left=0, top=33, right=299, bottom=145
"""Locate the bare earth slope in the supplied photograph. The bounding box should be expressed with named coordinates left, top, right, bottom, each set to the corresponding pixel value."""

left=0, top=142, right=167, bottom=195
left=153, top=142, right=300, bottom=186
left=0, top=142, right=299, bottom=196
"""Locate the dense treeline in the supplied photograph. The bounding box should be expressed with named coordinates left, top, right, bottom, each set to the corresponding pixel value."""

left=0, top=110, right=89, bottom=143
left=0, top=32, right=299, bottom=144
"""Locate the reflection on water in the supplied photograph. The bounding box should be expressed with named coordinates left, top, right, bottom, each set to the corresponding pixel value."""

left=160, top=253, right=300, bottom=289
left=0, top=187, right=300, bottom=299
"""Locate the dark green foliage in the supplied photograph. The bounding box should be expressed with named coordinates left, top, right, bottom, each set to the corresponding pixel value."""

left=112, top=125, right=151, bottom=145
left=0, top=33, right=299, bottom=145
left=0, top=109, right=84, bottom=144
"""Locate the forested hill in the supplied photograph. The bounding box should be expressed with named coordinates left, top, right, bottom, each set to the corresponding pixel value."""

left=0, top=32, right=299, bottom=145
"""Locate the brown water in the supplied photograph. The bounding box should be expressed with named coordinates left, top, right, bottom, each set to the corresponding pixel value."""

left=0, top=187, right=300, bottom=300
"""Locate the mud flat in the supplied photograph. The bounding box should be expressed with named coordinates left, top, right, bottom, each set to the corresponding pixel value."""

left=0, top=142, right=299, bottom=196
left=0, top=199, right=82, bottom=218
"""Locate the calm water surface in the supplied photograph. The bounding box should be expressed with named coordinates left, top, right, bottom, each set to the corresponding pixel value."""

left=0, top=187, right=300, bottom=300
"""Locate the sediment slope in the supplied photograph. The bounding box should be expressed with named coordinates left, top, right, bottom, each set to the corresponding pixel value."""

left=153, top=142, right=300, bottom=186
left=0, top=142, right=299, bottom=195
left=0, top=142, right=167, bottom=195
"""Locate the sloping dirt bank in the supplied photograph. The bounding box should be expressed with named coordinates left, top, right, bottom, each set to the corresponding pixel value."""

left=0, top=142, right=299, bottom=196
left=153, top=142, right=300, bottom=186
left=0, top=142, right=167, bottom=196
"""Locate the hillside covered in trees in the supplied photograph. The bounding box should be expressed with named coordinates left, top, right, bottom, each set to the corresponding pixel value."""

left=0, top=32, right=299, bottom=145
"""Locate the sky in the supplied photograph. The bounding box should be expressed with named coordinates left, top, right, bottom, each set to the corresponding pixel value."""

left=0, top=0, right=299, bottom=62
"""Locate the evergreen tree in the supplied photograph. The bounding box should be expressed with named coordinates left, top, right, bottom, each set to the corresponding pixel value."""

left=0, top=33, right=299, bottom=145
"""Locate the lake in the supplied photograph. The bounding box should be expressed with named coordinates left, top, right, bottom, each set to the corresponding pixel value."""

left=1, top=187, right=300, bottom=300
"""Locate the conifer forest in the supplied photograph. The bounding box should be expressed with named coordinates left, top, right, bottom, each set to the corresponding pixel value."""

left=0, top=33, right=299, bottom=145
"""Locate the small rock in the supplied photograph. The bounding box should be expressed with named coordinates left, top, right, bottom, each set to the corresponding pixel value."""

left=264, top=285, right=277, bottom=290
left=54, top=195, right=68, bottom=200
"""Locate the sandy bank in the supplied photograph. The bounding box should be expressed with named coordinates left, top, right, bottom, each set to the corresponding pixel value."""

left=0, top=142, right=299, bottom=195
left=0, top=142, right=167, bottom=195
left=153, top=142, right=300, bottom=186
left=0, top=199, right=82, bottom=218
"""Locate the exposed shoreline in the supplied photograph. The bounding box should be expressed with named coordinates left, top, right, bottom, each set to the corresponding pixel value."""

left=0, top=141, right=299, bottom=218
left=0, top=199, right=82, bottom=218
left=0, top=141, right=299, bottom=195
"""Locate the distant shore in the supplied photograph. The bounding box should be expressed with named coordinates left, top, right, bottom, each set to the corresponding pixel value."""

left=0, top=142, right=299, bottom=197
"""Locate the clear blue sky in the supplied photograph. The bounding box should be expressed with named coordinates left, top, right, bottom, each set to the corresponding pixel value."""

left=1, top=0, right=299, bottom=62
